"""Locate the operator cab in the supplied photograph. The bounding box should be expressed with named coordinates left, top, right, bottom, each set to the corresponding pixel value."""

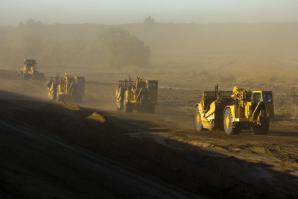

left=201, top=91, right=232, bottom=111
left=251, top=91, right=274, bottom=117
left=24, top=59, right=36, bottom=65
left=251, top=91, right=273, bottom=103
left=147, top=80, right=158, bottom=90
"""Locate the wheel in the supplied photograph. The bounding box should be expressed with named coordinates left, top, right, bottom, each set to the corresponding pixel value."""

left=140, top=105, right=155, bottom=113
left=48, top=90, right=56, bottom=100
left=123, top=101, right=132, bottom=113
left=116, top=100, right=123, bottom=111
left=22, top=73, right=29, bottom=80
left=223, top=108, right=239, bottom=135
left=73, top=96, right=82, bottom=103
left=148, top=105, right=156, bottom=113
left=115, top=89, right=123, bottom=110
left=253, top=118, right=269, bottom=134
left=57, top=95, right=63, bottom=102
left=195, top=110, right=203, bottom=132
left=58, top=94, right=68, bottom=103
left=115, top=93, right=123, bottom=110
left=39, top=73, right=45, bottom=80
left=123, top=90, right=132, bottom=113
left=208, top=120, right=214, bottom=131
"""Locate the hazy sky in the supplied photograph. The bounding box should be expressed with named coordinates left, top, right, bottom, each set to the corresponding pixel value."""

left=0, top=0, right=298, bottom=25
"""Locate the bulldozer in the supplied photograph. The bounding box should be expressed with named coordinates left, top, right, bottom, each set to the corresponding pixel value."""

left=18, top=58, right=45, bottom=80
left=47, top=73, right=85, bottom=103
left=115, top=77, right=158, bottom=113
left=195, top=85, right=274, bottom=135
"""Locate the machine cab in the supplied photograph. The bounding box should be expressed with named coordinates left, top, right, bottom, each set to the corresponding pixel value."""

left=251, top=91, right=273, bottom=103
left=145, top=80, right=158, bottom=103
left=147, top=80, right=158, bottom=90
left=251, top=91, right=274, bottom=118
left=23, top=59, right=37, bottom=72
left=24, top=59, right=36, bottom=66
left=200, top=91, right=232, bottom=111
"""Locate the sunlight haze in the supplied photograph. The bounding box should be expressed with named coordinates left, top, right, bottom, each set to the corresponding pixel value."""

left=0, top=0, right=298, bottom=25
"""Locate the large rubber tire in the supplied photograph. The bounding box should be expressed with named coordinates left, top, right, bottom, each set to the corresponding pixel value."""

left=115, top=89, right=123, bottom=111
left=48, top=90, right=56, bottom=101
left=73, top=96, right=82, bottom=104
left=57, top=94, right=70, bottom=103
left=123, top=101, right=132, bottom=113
left=194, top=110, right=203, bottom=132
left=223, top=108, right=239, bottom=135
left=115, top=95, right=123, bottom=111
left=116, top=101, right=123, bottom=111
left=148, top=105, right=156, bottom=113
left=22, top=73, right=29, bottom=80
left=57, top=94, right=63, bottom=102
left=140, top=105, right=156, bottom=113
left=253, top=118, right=269, bottom=134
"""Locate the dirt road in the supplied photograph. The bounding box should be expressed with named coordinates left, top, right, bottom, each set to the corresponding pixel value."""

left=0, top=72, right=298, bottom=198
left=112, top=111, right=298, bottom=177
left=0, top=91, right=199, bottom=199
left=81, top=75, right=298, bottom=178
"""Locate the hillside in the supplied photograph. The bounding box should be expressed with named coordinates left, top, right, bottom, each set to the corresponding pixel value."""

left=0, top=22, right=297, bottom=78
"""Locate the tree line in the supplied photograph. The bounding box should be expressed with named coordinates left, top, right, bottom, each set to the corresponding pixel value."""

left=0, top=20, right=151, bottom=69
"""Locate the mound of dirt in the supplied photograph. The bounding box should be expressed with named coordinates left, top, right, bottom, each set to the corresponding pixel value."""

left=0, top=90, right=298, bottom=199
left=0, top=91, right=195, bottom=199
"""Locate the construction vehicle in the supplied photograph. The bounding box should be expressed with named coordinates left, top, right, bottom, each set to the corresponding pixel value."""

left=18, top=58, right=45, bottom=80
left=47, top=73, right=85, bottom=103
left=195, top=85, right=233, bottom=132
left=195, top=85, right=274, bottom=135
left=115, top=77, right=158, bottom=113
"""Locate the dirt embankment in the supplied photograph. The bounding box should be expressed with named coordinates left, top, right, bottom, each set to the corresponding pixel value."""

left=0, top=90, right=298, bottom=199
left=0, top=91, right=199, bottom=199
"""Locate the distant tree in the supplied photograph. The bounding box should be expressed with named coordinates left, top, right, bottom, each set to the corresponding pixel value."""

left=99, top=28, right=151, bottom=68
left=144, top=16, right=155, bottom=24
left=24, top=19, right=43, bottom=27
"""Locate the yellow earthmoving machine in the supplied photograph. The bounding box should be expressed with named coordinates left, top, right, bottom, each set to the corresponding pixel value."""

left=18, top=58, right=45, bottom=80
left=115, top=77, right=158, bottom=113
left=47, top=73, right=85, bottom=103
left=195, top=85, right=233, bottom=132
left=195, top=85, right=274, bottom=135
